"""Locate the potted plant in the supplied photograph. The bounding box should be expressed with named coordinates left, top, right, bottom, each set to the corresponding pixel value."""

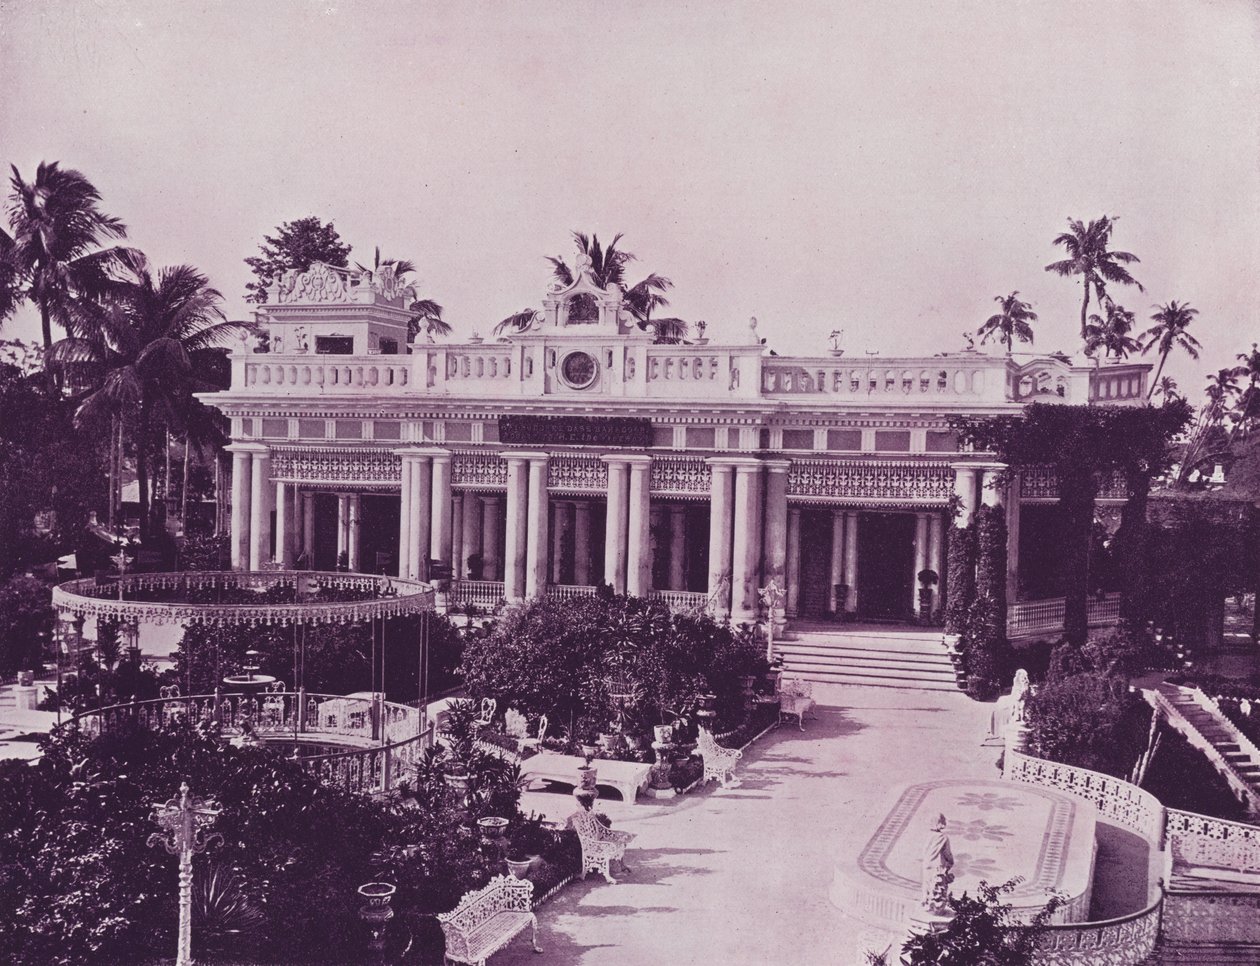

left=918, top=569, right=939, bottom=623
left=576, top=753, right=598, bottom=793
left=505, top=846, right=533, bottom=878
left=357, top=881, right=396, bottom=949
left=476, top=815, right=509, bottom=841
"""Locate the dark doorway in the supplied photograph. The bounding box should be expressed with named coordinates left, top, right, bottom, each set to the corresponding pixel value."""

left=798, top=508, right=835, bottom=617
left=312, top=494, right=338, bottom=570
left=857, top=511, right=915, bottom=621
left=360, top=494, right=399, bottom=575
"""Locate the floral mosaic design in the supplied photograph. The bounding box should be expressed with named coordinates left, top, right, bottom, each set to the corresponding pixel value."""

left=950, top=852, right=999, bottom=881
left=950, top=819, right=1014, bottom=844
left=955, top=792, right=1023, bottom=812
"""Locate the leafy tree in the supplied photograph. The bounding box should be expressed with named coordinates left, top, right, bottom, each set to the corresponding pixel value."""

left=243, top=216, right=351, bottom=304
left=1025, top=668, right=1150, bottom=777
left=1083, top=298, right=1138, bottom=359
left=57, top=265, right=249, bottom=535
left=976, top=292, right=1036, bottom=354
left=1151, top=375, right=1180, bottom=402
left=868, top=879, right=1064, bottom=965
left=3, top=162, right=143, bottom=388
left=1044, top=215, right=1142, bottom=339
left=0, top=576, right=52, bottom=675
left=1138, top=301, right=1200, bottom=399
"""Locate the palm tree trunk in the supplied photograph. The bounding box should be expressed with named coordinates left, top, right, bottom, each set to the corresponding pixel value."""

left=1146, top=352, right=1169, bottom=400
left=181, top=436, right=190, bottom=536
left=40, top=304, right=56, bottom=392
left=137, top=398, right=151, bottom=536
left=107, top=413, right=117, bottom=529
left=1080, top=283, right=1091, bottom=341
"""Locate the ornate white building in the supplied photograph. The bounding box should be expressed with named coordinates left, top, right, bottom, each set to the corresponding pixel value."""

left=204, top=258, right=1149, bottom=628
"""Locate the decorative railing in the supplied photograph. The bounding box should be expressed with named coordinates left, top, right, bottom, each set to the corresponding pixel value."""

left=1148, top=687, right=1260, bottom=814
left=271, top=446, right=402, bottom=486
left=243, top=357, right=414, bottom=394
left=69, top=692, right=431, bottom=796
left=1006, top=594, right=1121, bottom=637
left=51, top=571, right=435, bottom=627
left=449, top=580, right=506, bottom=608
left=547, top=454, right=608, bottom=493
left=1165, top=809, right=1260, bottom=877
left=761, top=360, right=1006, bottom=402
left=545, top=584, right=597, bottom=602
left=649, top=589, right=708, bottom=611
left=650, top=456, right=711, bottom=495
left=1024, top=896, right=1163, bottom=965
left=452, top=450, right=509, bottom=488
left=1003, top=747, right=1166, bottom=845
left=1161, top=890, right=1260, bottom=945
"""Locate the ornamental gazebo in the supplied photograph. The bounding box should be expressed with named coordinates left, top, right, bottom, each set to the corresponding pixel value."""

left=51, top=570, right=438, bottom=796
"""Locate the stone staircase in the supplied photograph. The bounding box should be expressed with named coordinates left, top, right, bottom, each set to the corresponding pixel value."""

left=1151, top=942, right=1260, bottom=964
left=1155, top=684, right=1260, bottom=816
left=776, top=624, right=958, bottom=692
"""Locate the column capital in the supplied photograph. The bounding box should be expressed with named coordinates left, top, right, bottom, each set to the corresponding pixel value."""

left=394, top=445, right=435, bottom=461
left=225, top=442, right=269, bottom=455
left=763, top=459, right=792, bottom=474
left=625, top=455, right=653, bottom=471
left=503, top=450, right=550, bottom=463
left=706, top=455, right=761, bottom=469
left=952, top=460, right=1006, bottom=473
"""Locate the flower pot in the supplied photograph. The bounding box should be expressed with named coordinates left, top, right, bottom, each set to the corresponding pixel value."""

left=444, top=771, right=471, bottom=792
left=653, top=724, right=673, bottom=744
left=579, top=743, right=598, bottom=759
left=506, top=857, right=533, bottom=878
left=576, top=765, right=598, bottom=791
left=477, top=816, right=509, bottom=840
left=357, top=881, right=396, bottom=947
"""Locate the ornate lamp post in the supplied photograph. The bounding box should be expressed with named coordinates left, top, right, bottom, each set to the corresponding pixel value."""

left=147, top=782, right=223, bottom=966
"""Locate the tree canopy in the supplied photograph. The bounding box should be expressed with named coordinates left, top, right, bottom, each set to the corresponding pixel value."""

left=243, top=216, right=351, bottom=304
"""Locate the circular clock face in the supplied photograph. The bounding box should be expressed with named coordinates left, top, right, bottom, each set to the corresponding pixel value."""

left=560, top=351, right=598, bottom=389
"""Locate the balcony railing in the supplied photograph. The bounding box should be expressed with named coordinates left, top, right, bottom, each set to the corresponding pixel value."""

left=69, top=692, right=431, bottom=797
left=1006, top=594, right=1121, bottom=637
left=449, top=580, right=505, bottom=608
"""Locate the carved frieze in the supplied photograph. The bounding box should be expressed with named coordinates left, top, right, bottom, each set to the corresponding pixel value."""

left=271, top=447, right=399, bottom=486
left=788, top=460, right=952, bottom=503
left=548, top=455, right=609, bottom=492
left=650, top=457, right=711, bottom=494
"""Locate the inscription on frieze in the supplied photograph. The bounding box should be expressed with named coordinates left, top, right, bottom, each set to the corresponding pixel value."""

left=499, top=415, right=653, bottom=448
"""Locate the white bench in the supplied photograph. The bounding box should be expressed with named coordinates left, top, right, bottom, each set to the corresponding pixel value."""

left=779, top=678, right=816, bottom=731
left=437, top=874, right=541, bottom=966
left=569, top=808, right=635, bottom=884
left=696, top=726, right=742, bottom=786
left=520, top=752, right=652, bottom=804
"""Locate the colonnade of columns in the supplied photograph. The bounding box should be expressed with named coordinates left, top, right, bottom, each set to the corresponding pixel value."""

left=227, top=444, right=1011, bottom=623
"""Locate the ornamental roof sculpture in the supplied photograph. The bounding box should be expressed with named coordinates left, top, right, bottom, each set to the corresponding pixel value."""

left=274, top=261, right=410, bottom=307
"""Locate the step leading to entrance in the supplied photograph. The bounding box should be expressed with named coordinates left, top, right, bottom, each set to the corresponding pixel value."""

left=777, top=624, right=959, bottom=693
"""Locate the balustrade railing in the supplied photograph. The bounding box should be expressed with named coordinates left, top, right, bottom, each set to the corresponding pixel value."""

left=1023, top=896, right=1163, bottom=966
left=68, top=692, right=430, bottom=796
left=649, top=589, right=709, bottom=611
left=1006, top=594, right=1121, bottom=637
left=243, top=356, right=413, bottom=394
left=449, top=580, right=506, bottom=608
left=1165, top=809, right=1260, bottom=877
left=545, top=584, right=597, bottom=602
left=1161, top=890, right=1260, bottom=946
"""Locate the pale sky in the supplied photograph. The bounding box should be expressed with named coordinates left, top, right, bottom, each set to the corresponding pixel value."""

left=2, top=0, right=1258, bottom=393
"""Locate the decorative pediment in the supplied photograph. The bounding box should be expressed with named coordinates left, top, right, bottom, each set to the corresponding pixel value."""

left=274, top=262, right=408, bottom=307
left=538, top=247, right=631, bottom=333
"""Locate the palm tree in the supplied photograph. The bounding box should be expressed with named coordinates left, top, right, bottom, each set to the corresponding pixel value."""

left=493, top=308, right=541, bottom=337
left=57, top=265, right=251, bottom=534
left=548, top=231, right=685, bottom=342
left=976, top=291, right=1037, bottom=354
left=1138, top=301, right=1201, bottom=399
left=1152, top=376, right=1180, bottom=403
left=1228, top=343, right=1260, bottom=442
left=1083, top=299, right=1138, bottom=359
left=356, top=247, right=450, bottom=341
left=4, top=163, right=143, bottom=386
left=1045, top=216, right=1143, bottom=339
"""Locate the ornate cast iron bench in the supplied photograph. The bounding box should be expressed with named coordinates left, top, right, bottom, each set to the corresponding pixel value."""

left=696, top=726, right=743, bottom=786
left=779, top=678, right=816, bottom=731
left=437, top=873, right=542, bottom=966
left=568, top=808, right=635, bottom=884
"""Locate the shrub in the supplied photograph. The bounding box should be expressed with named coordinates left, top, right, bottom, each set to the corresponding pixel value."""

left=0, top=575, right=52, bottom=675
left=1024, top=671, right=1150, bottom=777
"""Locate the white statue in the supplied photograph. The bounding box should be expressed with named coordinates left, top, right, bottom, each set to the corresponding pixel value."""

left=922, top=813, right=955, bottom=915
left=1010, top=668, right=1031, bottom=723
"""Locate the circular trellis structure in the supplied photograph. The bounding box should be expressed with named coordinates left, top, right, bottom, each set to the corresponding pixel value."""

left=51, top=570, right=436, bottom=627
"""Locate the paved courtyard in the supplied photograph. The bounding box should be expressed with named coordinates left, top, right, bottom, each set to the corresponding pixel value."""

left=505, top=685, right=1006, bottom=966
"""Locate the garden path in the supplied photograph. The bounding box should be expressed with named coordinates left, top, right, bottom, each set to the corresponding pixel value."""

left=505, top=684, right=1005, bottom=966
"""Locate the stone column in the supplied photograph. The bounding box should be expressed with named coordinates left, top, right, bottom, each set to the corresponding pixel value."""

left=451, top=494, right=464, bottom=582
left=551, top=501, right=573, bottom=583
left=525, top=455, right=550, bottom=598
left=1006, top=472, right=1022, bottom=603
left=410, top=455, right=432, bottom=580
left=397, top=456, right=413, bottom=578
left=786, top=506, right=802, bottom=617
left=731, top=461, right=764, bottom=623
left=914, top=511, right=930, bottom=614
left=459, top=492, right=482, bottom=580
left=706, top=460, right=735, bottom=618
left=573, top=500, right=592, bottom=585
left=951, top=463, right=979, bottom=528
left=668, top=505, right=687, bottom=590
left=336, top=494, right=350, bottom=564
left=626, top=457, right=653, bottom=596
left=248, top=448, right=271, bottom=572
left=227, top=444, right=253, bottom=571
left=481, top=496, right=502, bottom=582
left=274, top=480, right=290, bottom=567
left=347, top=494, right=361, bottom=571
left=763, top=461, right=791, bottom=591
left=829, top=511, right=846, bottom=613
left=980, top=465, right=1004, bottom=509
left=503, top=457, right=529, bottom=600
left=843, top=510, right=859, bottom=613
left=430, top=451, right=453, bottom=572
left=603, top=458, right=630, bottom=594
left=928, top=510, right=944, bottom=618
left=302, top=492, right=315, bottom=561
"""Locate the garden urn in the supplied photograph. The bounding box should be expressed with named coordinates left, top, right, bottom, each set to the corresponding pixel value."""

left=357, top=882, right=396, bottom=949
